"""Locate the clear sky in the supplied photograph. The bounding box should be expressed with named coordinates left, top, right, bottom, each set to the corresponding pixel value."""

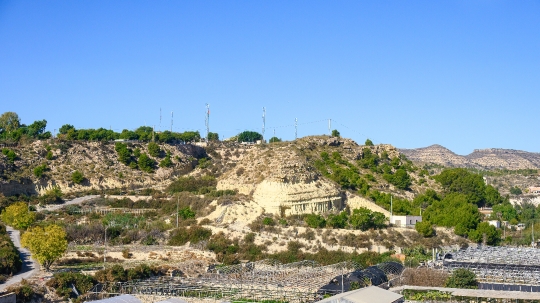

left=1, top=1, right=539, bottom=155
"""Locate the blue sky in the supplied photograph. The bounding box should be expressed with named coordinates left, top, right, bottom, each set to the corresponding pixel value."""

left=1, top=1, right=539, bottom=155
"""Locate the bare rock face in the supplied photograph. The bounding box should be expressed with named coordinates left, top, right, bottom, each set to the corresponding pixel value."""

left=400, top=145, right=540, bottom=170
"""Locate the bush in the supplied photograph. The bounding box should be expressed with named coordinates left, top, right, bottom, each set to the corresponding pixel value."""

left=415, top=221, right=435, bottom=237
left=305, top=214, right=326, bottom=228
left=138, top=153, right=156, bottom=173
left=0, top=223, right=22, bottom=275
left=262, top=217, right=275, bottom=226
left=2, top=148, right=17, bottom=163
left=178, top=206, right=196, bottom=219
left=159, top=155, right=173, bottom=168
left=6, top=279, right=44, bottom=303
left=168, top=226, right=212, bottom=246
left=71, top=170, right=85, bottom=184
left=46, top=272, right=96, bottom=299
left=167, top=175, right=217, bottom=193
left=45, top=151, right=54, bottom=160
left=445, top=268, right=477, bottom=289
left=0, top=202, right=35, bottom=229
left=147, top=142, right=161, bottom=157
left=365, top=139, right=374, bottom=146
left=33, top=164, right=47, bottom=178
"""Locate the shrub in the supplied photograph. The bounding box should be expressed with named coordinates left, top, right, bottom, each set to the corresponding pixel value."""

left=415, top=221, right=435, bottom=237
left=45, top=151, right=54, bottom=160
left=0, top=202, right=35, bottom=230
left=147, top=142, right=161, bottom=157
left=2, top=148, right=17, bottom=163
left=71, top=170, right=85, bottom=184
left=178, top=206, right=196, bottom=219
left=0, top=223, right=22, bottom=275
left=33, top=164, right=47, bottom=178
left=305, top=214, right=326, bottom=228
left=262, top=217, right=275, bottom=226
left=159, top=155, right=173, bottom=168
left=445, top=268, right=477, bottom=289
left=168, top=226, right=212, bottom=246
left=46, top=272, right=96, bottom=299
left=365, top=139, right=374, bottom=146
left=138, top=153, right=156, bottom=173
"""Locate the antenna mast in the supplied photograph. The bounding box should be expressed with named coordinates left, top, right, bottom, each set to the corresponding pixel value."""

left=205, top=104, right=210, bottom=141
left=328, top=119, right=331, bottom=135
left=295, top=118, right=298, bottom=140
left=159, top=108, right=162, bottom=131
left=262, top=107, right=266, bottom=142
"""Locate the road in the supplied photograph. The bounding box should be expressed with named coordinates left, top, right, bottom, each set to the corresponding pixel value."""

left=38, top=195, right=100, bottom=212
left=0, top=226, right=40, bottom=292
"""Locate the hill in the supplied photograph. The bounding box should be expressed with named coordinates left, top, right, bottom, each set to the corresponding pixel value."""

left=399, top=145, right=540, bottom=170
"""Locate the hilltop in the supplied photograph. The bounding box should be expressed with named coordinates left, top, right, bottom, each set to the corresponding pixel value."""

left=399, top=144, right=540, bottom=170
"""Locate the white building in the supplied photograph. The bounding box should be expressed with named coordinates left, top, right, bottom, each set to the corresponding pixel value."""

left=488, top=220, right=501, bottom=228
left=390, top=215, right=422, bottom=228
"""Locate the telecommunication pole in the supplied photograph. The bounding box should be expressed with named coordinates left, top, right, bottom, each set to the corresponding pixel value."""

left=328, top=119, right=331, bottom=135
left=159, top=108, right=162, bottom=131
left=205, top=104, right=210, bottom=141
left=262, top=107, right=266, bottom=142
left=295, top=118, right=298, bottom=140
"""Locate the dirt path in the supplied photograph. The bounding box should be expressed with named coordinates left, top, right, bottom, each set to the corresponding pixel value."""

left=0, top=226, right=40, bottom=291
left=38, top=195, right=100, bottom=212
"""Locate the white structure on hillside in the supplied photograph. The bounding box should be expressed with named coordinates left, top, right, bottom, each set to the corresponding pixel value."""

left=390, top=215, right=422, bottom=228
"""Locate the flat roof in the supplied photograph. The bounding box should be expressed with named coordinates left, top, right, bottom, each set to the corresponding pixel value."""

left=317, top=286, right=403, bottom=303
left=391, top=285, right=540, bottom=300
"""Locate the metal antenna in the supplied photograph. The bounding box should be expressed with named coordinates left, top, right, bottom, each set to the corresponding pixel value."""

left=328, top=119, right=331, bottom=135
left=171, top=111, right=173, bottom=132
left=262, top=107, right=266, bottom=142
left=159, top=108, right=162, bottom=131
left=295, top=118, right=298, bottom=140
left=205, top=104, right=210, bottom=141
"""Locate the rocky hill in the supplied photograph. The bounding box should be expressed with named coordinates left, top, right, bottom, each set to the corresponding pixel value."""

left=400, top=145, right=540, bottom=170
left=1, top=136, right=436, bottom=217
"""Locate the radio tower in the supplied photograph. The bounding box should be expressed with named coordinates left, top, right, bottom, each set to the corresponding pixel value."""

left=295, top=118, right=298, bottom=140
left=262, top=107, right=266, bottom=142
left=328, top=119, right=331, bottom=135
left=205, top=104, right=210, bottom=141
left=159, top=108, right=162, bottom=131
left=171, top=111, right=173, bottom=132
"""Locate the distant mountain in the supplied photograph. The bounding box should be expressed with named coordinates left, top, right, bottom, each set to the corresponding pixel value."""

left=399, top=145, right=540, bottom=170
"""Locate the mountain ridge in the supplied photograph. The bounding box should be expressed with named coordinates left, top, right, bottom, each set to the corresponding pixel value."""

left=399, top=144, right=540, bottom=170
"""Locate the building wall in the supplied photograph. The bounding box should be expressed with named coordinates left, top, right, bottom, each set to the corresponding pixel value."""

left=390, top=215, right=422, bottom=228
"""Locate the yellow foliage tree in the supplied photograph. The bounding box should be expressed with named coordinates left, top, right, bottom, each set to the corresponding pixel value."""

left=0, top=202, right=35, bottom=229
left=21, top=224, right=67, bottom=270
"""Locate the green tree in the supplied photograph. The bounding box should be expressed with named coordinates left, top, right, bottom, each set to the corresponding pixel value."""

left=71, top=170, right=85, bottom=184
left=208, top=132, right=219, bottom=141
left=384, top=168, right=412, bottom=190
left=349, top=207, right=386, bottom=231
left=305, top=214, right=326, bottom=228
left=159, top=154, right=173, bottom=168
left=365, top=139, right=374, bottom=146
left=327, top=211, right=349, bottom=229
left=115, top=142, right=132, bottom=165
left=331, top=129, right=340, bottom=137
left=510, top=186, right=523, bottom=195
left=147, top=142, right=161, bottom=157
left=415, top=220, right=434, bottom=237
left=0, top=112, right=20, bottom=134
left=58, top=124, right=75, bottom=135
left=468, top=222, right=501, bottom=245
left=21, top=224, right=68, bottom=270
left=237, top=131, right=262, bottom=143
left=423, top=193, right=481, bottom=236
left=0, top=202, right=35, bottom=229
left=434, top=168, right=487, bottom=206
left=2, top=148, right=17, bottom=164
left=46, top=150, right=54, bottom=160
left=138, top=153, right=156, bottom=173
left=269, top=137, right=282, bottom=143
left=445, top=268, right=477, bottom=289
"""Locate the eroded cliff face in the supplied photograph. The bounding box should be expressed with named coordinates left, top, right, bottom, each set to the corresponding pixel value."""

left=214, top=136, right=407, bottom=216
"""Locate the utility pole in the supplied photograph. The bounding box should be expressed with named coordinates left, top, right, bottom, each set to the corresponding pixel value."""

left=262, top=107, right=266, bottom=142
left=205, top=104, right=210, bottom=141
left=328, top=119, right=331, bottom=135
left=159, top=108, right=162, bottom=131
left=176, top=197, right=179, bottom=228
left=295, top=118, right=298, bottom=140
